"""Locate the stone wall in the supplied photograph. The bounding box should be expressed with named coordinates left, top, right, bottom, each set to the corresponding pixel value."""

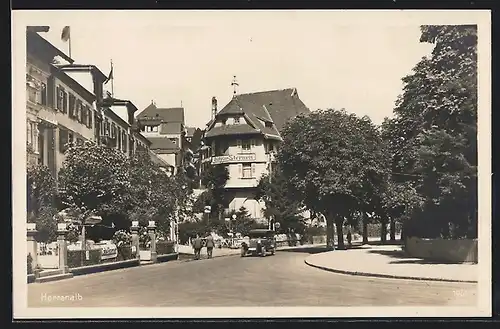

left=405, top=237, right=478, bottom=263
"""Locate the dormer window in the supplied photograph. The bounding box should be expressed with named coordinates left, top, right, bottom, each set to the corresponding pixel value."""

left=234, top=117, right=240, bottom=124
left=265, top=121, right=272, bottom=128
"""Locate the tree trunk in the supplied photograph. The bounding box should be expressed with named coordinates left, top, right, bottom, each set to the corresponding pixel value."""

left=335, top=217, right=345, bottom=250
left=362, top=213, right=369, bottom=244
left=326, top=216, right=335, bottom=251
left=380, top=219, right=387, bottom=243
left=389, top=218, right=396, bottom=241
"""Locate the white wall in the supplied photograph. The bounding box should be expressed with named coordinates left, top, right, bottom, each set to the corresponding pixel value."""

left=62, top=71, right=95, bottom=97
left=227, top=190, right=265, bottom=219
left=53, top=77, right=95, bottom=140
left=110, top=105, right=129, bottom=125
left=158, top=153, right=176, bottom=167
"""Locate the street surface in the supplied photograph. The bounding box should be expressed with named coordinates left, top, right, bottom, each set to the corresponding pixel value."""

left=28, top=247, right=477, bottom=307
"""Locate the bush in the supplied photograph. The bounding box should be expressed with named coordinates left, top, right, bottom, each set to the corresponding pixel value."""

left=116, top=246, right=135, bottom=261
left=67, top=249, right=102, bottom=268
left=156, top=241, right=175, bottom=255
left=27, top=254, right=33, bottom=275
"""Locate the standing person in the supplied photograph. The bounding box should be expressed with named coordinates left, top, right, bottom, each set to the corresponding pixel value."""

left=192, top=234, right=202, bottom=260
left=206, top=233, right=215, bottom=259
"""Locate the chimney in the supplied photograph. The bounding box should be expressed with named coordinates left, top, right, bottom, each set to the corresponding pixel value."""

left=211, top=97, right=218, bottom=120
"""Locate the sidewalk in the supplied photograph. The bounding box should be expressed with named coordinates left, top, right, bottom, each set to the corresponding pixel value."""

left=304, top=244, right=478, bottom=283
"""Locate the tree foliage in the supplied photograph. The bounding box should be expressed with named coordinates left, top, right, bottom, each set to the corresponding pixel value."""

left=279, top=109, right=387, bottom=248
left=385, top=25, right=477, bottom=239
left=27, top=164, right=58, bottom=242
left=200, top=164, right=229, bottom=216
left=256, top=164, right=305, bottom=233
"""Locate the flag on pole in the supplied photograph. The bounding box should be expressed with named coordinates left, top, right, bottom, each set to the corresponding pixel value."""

left=61, top=26, right=71, bottom=42
left=104, top=66, right=113, bottom=84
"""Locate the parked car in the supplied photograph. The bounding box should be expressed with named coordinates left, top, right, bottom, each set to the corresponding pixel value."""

left=240, top=229, right=276, bottom=257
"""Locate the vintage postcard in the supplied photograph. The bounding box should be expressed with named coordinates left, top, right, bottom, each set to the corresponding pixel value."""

left=12, top=10, right=491, bottom=318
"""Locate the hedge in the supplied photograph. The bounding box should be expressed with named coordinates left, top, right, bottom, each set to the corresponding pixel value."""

left=67, top=249, right=102, bottom=268
left=156, top=241, right=175, bottom=255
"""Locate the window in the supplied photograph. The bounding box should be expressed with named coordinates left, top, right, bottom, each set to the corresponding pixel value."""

left=69, top=94, right=76, bottom=118
left=152, top=126, right=158, bottom=132
left=111, top=123, right=117, bottom=139
left=59, top=128, right=68, bottom=153
left=241, top=164, right=254, bottom=179
left=76, top=137, right=84, bottom=146
left=169, top=138, right=178, bottom=145
left=88, top=107, right=93, bottom=128
left=75, top=100, right=82, bottom=123
left=234, top=117, right=240, bottom=124
left=117, top=128, right=122, bottom=149
left=82, top=106, right=88, bottom=127
left=68, top=131, right=74, bottom=145
left=62, top=91, right=68, bottom=113
left=241, top=139, right=251, bottom=152
left=41, top=83, right=47, bottom=105
left=122, top=132, right=128, bottom=152
left=104, top=119, right=110, bottom=136
left=265, top=121, right=273, bottom=128
left=58, top=87, right=65, bottom=110
left=27, top=121, right=39, bottom=154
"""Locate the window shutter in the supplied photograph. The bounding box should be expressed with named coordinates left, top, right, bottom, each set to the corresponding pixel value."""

left=251, top=163, right=256, bottom=177
left=238, top=164, right=243, bottom=178
left=251, top=139, right=256, bottom=147
left=56, top=86, right=61, bottom=110
left=62, top=92, right=67, bottom=113
left=237, top=139, right=242, bottom=149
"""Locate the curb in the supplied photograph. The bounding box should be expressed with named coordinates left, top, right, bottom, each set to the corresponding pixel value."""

left=304, top=258, right=478, bottom=284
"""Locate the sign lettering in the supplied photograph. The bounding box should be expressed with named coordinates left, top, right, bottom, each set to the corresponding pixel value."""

left=211, top=154, right=256, bottom=165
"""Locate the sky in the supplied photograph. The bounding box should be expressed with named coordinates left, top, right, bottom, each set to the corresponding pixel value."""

left=25, top=11, right=437, bottom=129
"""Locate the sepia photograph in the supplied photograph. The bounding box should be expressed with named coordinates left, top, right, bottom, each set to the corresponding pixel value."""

left=12, top=10, right=491, bottom=318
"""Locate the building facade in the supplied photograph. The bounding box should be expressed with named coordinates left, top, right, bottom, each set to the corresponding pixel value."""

left=26, top=28, right=156, bottom=180
left=201, top=88, right=310, bottom=219
left=136, top=103, right=197, bottom=176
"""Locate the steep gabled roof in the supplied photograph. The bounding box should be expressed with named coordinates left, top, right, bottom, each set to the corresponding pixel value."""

left=137, top=103, right=185, bottom=124
left=204, top=124, right=261, bottom=138
left=206, top=88, right=309, bottom=140
left=234, top=88, right=310, bottom=132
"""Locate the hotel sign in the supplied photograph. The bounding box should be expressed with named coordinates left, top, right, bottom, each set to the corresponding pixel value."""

left=211, top=153, right=256, bottom=165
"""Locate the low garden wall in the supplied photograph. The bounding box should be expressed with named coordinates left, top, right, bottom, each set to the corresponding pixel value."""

left=405, top=237, right=478, bottom=263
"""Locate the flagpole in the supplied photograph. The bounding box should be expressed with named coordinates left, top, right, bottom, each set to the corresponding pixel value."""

left=69, top=33, right=72, bottom=58
left=111, top=59, right=114, bottom=98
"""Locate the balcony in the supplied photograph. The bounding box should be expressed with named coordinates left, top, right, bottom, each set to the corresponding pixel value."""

left=211, top=153, right=256, bottom=165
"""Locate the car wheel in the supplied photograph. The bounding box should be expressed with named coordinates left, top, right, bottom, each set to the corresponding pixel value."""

left=261, top=246, right=267, bottom=257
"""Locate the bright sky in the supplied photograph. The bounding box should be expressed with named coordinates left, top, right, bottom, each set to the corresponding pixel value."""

left=26, top=11, right=437, bottom=129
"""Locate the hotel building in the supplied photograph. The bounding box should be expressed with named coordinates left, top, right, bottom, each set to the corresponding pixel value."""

left=201, top=88, right=310, bottom=219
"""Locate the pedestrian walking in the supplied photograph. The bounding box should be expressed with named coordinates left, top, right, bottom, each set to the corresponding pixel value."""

left=206, top=233, right=215, bottom=259
left=192, top=234, right=203, bottom=260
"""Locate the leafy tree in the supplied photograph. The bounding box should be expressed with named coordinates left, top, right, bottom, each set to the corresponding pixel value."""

left=200, top=164, right=229, bottom=218
left=27, top=164, right=58, bottom=242
left=58, top=142, right=131, bottom=237
left=279, top=109, right=387, bottom=249
left=387, top=25, right=477, bottom=239
left=227, top=206, right=264, bottom=236
left=126, top=151, right=194, bottom=237
left=256, top=164, right=305, bottom=234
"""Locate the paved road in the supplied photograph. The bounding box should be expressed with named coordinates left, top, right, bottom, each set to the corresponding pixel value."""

left=28, top=247, right=477, bottom=307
